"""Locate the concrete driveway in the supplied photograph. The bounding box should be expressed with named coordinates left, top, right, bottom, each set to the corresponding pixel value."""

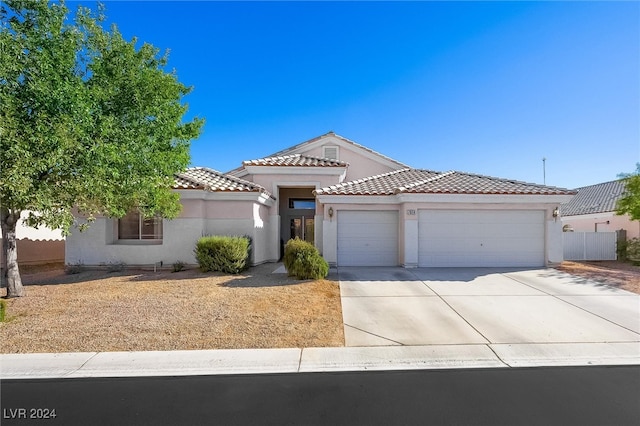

left=339, top=267, right=640, bottom=352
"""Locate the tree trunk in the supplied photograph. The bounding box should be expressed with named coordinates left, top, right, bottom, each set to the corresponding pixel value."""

left=1, top=207, right=24, bottom=298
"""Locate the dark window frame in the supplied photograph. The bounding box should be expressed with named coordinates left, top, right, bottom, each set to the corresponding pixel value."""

left=118, top=210, right=163, bottom=241
left=288, top=198, right=316, bottom=210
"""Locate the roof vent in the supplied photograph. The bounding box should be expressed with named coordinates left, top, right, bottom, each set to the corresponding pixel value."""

left=323, top=146, right=338, bottom=160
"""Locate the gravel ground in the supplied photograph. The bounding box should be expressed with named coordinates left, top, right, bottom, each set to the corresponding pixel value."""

left=0, top=263, right=344, bottom=354
left=3, top=260, right=636, bottom=354
left=555, top=261, right=640, bottom=294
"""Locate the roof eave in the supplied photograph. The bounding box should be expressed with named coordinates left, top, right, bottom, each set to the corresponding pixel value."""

left=244, top=165, right=348, bottom=176
left=316, top=192, right=576, bottom=204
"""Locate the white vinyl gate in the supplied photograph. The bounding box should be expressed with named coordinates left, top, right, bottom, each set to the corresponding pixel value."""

left=563, top=232, right=617, bottom=261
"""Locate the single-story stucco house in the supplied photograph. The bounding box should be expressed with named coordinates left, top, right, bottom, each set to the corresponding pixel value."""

left=561, top=179, right=639, bottom=240
left=66, top=132, right=576, bottom=268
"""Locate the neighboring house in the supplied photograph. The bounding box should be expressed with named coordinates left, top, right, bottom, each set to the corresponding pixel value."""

left=0, top=211, right=65, bottom=265
left=561, top=180, right=639, bottom=240
left=66, top=132, right=575, bottom=268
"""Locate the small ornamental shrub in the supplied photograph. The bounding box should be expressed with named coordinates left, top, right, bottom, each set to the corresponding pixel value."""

left=0, top=299, right=6, bottom=322
left=107, top=261, right=126, bottom=273
left=64, top=261, right=85, bottom=275
left=195, top=236, right=250, bottom=274
left=172, top=261, right=186, bottom=272
left=626, top=238, right=640, bottom=263
left=283, top=238, right=329, bottom=280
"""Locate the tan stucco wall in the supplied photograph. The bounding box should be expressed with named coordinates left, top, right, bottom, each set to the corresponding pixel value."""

left=562, top=213, right=639, bottom=239
left=180, top=198, right=255, bottom=219
left=302, top=144, right=399, bottom=181
left=66, top=217, right=203, bottom=266
left=66, top=192, right=279, bottom=267
left=251, top=174, right=340, bottom=196
left=178, top=199, right=204, bottom=218
left=0, top=238, right=65, bottom=265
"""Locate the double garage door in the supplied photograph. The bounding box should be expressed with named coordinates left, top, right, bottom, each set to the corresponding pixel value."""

left=418, top=210, right=545, bottom=267
left=337, top=209, right=545, bottom=267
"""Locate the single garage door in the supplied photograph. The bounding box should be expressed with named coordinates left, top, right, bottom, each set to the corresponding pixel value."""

left=338, top=211, right=398, bottom=266
left=418, top=210, right=545, bottom=267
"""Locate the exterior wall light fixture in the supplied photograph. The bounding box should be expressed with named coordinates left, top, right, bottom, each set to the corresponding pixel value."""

left=552, top=207, right=560, bottom=220
left=328, top=207, right=334, bottom=218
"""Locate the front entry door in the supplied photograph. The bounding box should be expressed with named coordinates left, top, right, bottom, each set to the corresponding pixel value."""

left=290, top=216, right=314, bottom=243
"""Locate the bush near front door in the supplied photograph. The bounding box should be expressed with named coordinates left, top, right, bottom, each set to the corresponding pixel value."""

left=283, top=238, right=329, bottom=280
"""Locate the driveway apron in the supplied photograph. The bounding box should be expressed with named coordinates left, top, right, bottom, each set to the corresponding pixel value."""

left=338, top=267, right=640, bottom=347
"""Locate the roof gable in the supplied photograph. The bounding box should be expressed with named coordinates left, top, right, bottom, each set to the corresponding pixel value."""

left=561, top=180, right=626, bottom=216
left=315, top=169, right=576, bottom=196
left=227, top=132, right=407, bottom=178
left=268, top=131, right=408, bottom=169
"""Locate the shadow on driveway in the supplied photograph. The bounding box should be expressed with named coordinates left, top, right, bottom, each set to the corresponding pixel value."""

left=338, top=266, right=539, bottom=283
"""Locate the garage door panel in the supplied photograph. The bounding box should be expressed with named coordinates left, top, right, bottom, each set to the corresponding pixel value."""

left=419, top=210, right=544, bottom=267
left=339, top=223, right=397, bottom=238
left=338, top=211, right=398, bottom=267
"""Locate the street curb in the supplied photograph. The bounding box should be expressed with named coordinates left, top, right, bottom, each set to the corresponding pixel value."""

left=2, top=342, right=639, bottom=379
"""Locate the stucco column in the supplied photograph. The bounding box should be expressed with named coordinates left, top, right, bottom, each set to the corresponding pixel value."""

left=403, top=214, right=419, bottom=268
left=322, top=216, right=337, bottom=266
left=272, top=214, right=281, bottom=261
left=315, top=214, right=323, bottom=253
left=547, top=213, right=564, bottom=265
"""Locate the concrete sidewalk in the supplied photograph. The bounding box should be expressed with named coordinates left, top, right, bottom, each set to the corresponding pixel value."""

left=2, top=342, right=639, bottom=379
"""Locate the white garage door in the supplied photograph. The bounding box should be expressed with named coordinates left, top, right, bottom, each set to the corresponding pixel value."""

left=338, top=211, right=398, bottom=266
left=418, top=210, right=545, bottom=267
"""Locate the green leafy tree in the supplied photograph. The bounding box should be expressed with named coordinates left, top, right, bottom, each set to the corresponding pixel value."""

left=616, top=163, right=640, bottom=221
left=0, top=0, right=203, bottom=297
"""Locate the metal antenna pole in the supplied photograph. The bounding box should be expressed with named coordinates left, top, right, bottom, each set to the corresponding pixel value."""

left=542, top=157, right=546, bottom=185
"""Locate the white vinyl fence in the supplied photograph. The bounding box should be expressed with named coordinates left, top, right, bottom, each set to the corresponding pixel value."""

left=563, top=232, right=617, bottom=261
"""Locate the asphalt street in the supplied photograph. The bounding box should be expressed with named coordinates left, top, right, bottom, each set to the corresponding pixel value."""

left=2, top=365, right=639, bottom=425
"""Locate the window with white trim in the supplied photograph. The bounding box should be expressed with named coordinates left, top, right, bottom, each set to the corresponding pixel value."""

left=323, top=145, right=339, bottom=160
left=118, top=211, right=163, bottom=240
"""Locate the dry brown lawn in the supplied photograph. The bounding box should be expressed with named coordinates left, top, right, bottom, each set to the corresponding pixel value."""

left=555, top=260, right=640, bottom=294
left=0, top=263, right=344, bottom=354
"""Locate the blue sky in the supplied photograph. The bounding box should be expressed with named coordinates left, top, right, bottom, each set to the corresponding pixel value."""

left=73, top=1, right=638, bottom=189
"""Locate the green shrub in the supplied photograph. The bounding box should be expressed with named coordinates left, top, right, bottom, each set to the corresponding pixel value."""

left=172, top=261, right=186, bottom=272
left=0, top=299, right=6, bottom=322
left=107, top=261, right=126, bottom=273
left=626, top=238, right=640, bottom=263
left=283, top=237, right=308, bottom=272
left=195, top=236, right=250, bottom=274
left=283, top=238, right=329, bottom=280
left=617, top=238, right=629, bottom=261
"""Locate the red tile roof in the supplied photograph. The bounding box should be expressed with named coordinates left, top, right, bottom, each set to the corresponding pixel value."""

left=243, top=154, right=348, bottom=167
left=315, top=169, right=575, bottom=196
left=174, top=167, right=272, bottom=197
